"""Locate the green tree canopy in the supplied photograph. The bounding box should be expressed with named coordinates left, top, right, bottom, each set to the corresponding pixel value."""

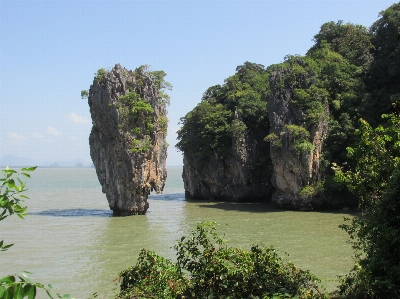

left=176, top=62, right=270, bottom=162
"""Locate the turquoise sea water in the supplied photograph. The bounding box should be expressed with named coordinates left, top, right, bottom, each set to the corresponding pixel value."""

left=0, top=167, right=355, bottom=298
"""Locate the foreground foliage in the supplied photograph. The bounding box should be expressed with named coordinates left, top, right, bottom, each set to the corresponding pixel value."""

left=0, top=167, right=73, bottom=299
left=333, top=113, right=400, bottom=298
left=117, top=222, right=326, bottom=299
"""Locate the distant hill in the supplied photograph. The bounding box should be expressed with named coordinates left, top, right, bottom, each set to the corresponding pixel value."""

left=50, top=157, right=85, bottom=167
left=0, top=156, right=89, bottom=167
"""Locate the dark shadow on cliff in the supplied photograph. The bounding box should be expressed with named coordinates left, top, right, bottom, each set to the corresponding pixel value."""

left=193, top=199, right=359, bottom=215
left=30, top=209, right=113, bottom=217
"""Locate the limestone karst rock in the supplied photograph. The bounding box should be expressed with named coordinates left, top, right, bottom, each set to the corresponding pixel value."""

left=88, top=64, right=169, bottom=215
left=178, top=62, right=273, bottom=202
left=177, top=58, right=340, bottom=210
left=268, top=59, right=328, bottom=210
left=182, top=128, right=273, bottom=201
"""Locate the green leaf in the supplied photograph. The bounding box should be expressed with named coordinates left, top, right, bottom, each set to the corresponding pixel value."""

left=3, top=169, right=17, bottom=174
left=1, top=244, right=14, bottom=251
left=23, top=284, right=36, bottom=299
left=0, top=275, right=16, bottom=284
left=21, top=167, right=37, bottom=172
left=14, top=284, right=24, bottom=299
left=5, top=286, right=13, bottom=299
left=17, top=276, right=25, bottom=282
left=17, top=178, right=24, bottom=186
left=35, top=283, right=44, bottom=289
left=7, top=179, right=18, bottom=191
left=16, top=213, right=25, bottom=220
left=0, top=286, right=6, bottom=297
left=20, top=273, right=31, bottom=283
left=45, top=289, right=54, bottom=299
left=62, top=294, right=70, bottom=298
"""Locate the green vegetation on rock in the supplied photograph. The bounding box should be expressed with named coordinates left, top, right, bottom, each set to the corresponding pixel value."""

left=282, top=125, right=314, bottom=155
left=104, top=65, right=172, bottom=155
left=94, top=68, right=108, bottom=83
left=177, top=61, right=270, bottom=164
left=177, top=2, right=400, bottom=205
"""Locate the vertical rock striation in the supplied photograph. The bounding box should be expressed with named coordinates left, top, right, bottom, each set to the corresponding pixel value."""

left=268, top=59, right=329, bottom=210
left=88, top=64, right=169, bottom=215
left=178, top=62, right=274, bottom=202
left=182, top=129, right=273, bottom=201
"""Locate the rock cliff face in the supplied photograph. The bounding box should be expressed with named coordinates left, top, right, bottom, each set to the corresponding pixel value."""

left=183, top=128, right=273, bottom=201
left=268, top=60, right=329, bottom=210
left=88, top=64, right=168, bottom=215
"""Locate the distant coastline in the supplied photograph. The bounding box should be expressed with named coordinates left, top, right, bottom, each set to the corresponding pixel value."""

left=1, top=155, right=183, bottom=168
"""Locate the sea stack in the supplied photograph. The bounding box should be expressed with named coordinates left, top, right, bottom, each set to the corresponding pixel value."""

left=87, top=64, right=169, bottom=215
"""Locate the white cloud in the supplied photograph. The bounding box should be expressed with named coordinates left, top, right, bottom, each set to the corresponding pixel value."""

left=69, top=135, right=78, bottom=140
left=7, top=133, right=27, bottom=140
left=47, top=126, right=62, bottom=136
left=68, top=113, right=89, bottom=124
left=32, top=133, right=44, bottom=138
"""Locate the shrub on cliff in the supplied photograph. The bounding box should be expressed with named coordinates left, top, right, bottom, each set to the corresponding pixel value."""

left=117, top=222, right=326, bottom=299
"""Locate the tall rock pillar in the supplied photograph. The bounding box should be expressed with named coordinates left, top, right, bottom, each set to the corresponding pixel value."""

left=88, top=64, right=169, bottom=215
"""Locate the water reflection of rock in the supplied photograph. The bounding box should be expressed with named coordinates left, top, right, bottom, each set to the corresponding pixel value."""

left=85, top=194, right=188, bottom=298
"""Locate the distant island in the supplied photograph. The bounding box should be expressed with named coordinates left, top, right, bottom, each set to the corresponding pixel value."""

left=0, top=155, right=92, bottom=167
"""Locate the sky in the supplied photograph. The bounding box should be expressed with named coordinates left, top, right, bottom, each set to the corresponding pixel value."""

left=0, top=0, right=396, bottom=166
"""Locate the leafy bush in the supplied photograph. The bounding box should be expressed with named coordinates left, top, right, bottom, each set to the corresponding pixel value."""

left=264, top=133, right=282, bottom=150
left=80, top=90, right=89, bottom=99
left=299, top=182, right=324, bottom=199
left=333, top=112, right=400, bottom=298
left=94, top=68, right=108, bottom=83
left=117, top=222, right=326, bottom=299
left=130, top=137, right=153, bottom=154
left=116, top=90, right=156, bottom=153
left=131, top=65, right=172, bottom=106
left=112, top=65, right=171, bottom=154
left=159, top=116, right=169, bottom=133
left=282, top=125, right=314, bottom=155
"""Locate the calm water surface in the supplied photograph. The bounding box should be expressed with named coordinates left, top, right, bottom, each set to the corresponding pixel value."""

left=1, top=167, right=355, bottom=298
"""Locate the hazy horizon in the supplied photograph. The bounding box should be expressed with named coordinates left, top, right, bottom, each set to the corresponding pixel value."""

left=0, top=154, right=184, bottom=167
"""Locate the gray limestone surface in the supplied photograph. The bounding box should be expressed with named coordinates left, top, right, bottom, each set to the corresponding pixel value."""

left=182, top=112, right=273, bottom=202
left=268, top=59, right=329, bottom=210
left=88, top=64, right=168, bottom=215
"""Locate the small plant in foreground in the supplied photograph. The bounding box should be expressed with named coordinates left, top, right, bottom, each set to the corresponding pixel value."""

left=0, top=167, right=74, bottom=299
left=117, top=222, right=326, bottom=299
